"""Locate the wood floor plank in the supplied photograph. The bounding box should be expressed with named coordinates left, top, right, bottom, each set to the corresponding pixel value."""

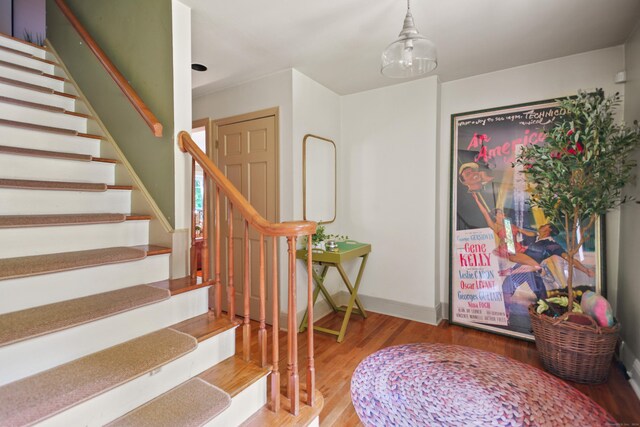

left=236, top=310, right=640, bottom=425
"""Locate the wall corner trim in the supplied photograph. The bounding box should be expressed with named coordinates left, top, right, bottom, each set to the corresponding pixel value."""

left=620, top=340, right=640, bottom=401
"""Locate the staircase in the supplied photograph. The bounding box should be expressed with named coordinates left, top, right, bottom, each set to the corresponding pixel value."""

left=0, top=32, right=287, bottom=426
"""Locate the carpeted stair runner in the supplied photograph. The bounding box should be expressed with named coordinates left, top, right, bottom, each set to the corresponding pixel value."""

left=0, top=213, right=126, bottom=228
left=0, top=178, right=107, bottom=192
left=0, top=285, right=170, bottom=347
left=0, top=246, right=146, bottom=280
left=0, top=328, right=198, bottom=426
left=0, top=144, right=92, bottom=162
left=107, top=378, right=231, bottom=427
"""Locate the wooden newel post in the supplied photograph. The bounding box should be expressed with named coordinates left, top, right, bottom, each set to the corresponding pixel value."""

left=287, top=236, right=300, bottom=415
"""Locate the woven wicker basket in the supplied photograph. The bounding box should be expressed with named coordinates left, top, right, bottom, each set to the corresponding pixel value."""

left=528, top=305, right=620, bottom=384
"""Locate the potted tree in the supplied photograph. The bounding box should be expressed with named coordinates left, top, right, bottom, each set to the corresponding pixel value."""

left=515, top=89, right=639, bottom=383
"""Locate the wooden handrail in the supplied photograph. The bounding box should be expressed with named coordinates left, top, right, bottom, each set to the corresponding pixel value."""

left=54, top=0, right=163, bottom=137
left=178, top=131, right=316, bottom=237
left=180, top=129, right=316, bottom=416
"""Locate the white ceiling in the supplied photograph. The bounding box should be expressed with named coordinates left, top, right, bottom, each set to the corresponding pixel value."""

left=182, top=0, right=640, bottom=97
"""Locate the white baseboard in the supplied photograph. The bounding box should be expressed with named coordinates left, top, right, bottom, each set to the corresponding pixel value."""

left=620, top=341, right=640, bottom=400
left=281, top=292, right=441, bottom=329
left=354, top=293, right=440, bottom=325
left=441, top=302, right=450, bottom=321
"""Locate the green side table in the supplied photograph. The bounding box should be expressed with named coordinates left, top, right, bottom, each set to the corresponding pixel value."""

left=297, top=241, right=371, bottom=342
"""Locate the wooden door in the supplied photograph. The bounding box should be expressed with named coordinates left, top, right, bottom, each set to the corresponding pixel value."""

left=214, top=111, right=278, bottom=322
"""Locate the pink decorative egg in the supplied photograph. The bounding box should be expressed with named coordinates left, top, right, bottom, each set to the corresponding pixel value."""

left=581, top=291, right=614, bottom=327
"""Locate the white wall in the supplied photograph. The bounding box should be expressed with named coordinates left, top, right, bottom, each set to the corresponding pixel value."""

left=340, top=76, right=441, bottom=324
left=193, top=69, right=294, bottom=221
left=171, top=0, right=192, bottom=278
left=619, top=24, right=640, bottom=397
left=438, top=46, right=626, bottom=318
left=292, top=69, right=342, bottom=317
left=192, top=69, right=342, bottom=320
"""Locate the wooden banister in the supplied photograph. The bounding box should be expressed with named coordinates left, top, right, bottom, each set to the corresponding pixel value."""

left=179, top=130, right=316, bottom=416
left=54, top=0, right=163, bottom=137
left=178, top=131, right=315, bottom=237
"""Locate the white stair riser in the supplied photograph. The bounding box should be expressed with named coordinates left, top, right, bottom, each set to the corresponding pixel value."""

left=0, top=81, right=75, bottom=110
left=0, top=102, right=88, bottom=132
left=0, top=65, right=65, bottom=92
left=0, top=153, right=114, bottom=184
left=0, top=188, right=131, bottom=215
left=40, top=329, right=237, bottom=427
left=0, top=37, right=49, bottom=59
left=0, top=220, right=149, bottom=258
left=0, top=254, right=170, bottom=314
left=0, top=287, right=211, bottom=386
left=0, top=49, right=56, bottom=74
left=0, top=125, right=99, bottom=157
left=207, top=378, right=268, bottom=427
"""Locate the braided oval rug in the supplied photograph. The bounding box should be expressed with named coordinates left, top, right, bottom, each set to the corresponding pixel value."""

left=351, top=343, right=615, bottom=427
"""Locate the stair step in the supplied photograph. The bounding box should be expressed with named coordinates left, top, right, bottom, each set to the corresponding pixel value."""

left=0, top=213, right=148, bottom=228
left=199, top=356, right=271, bottom=398
left=0, top=117, right=101, bottom=139
left=0, top=144, right=92, bottom=162
left=0, top=146, right=117, bottom=185
left=0, top=328, right=197, bottom=426
left=0, top=95, right=89, bottom=117
left=0, top=285, right=170, bottom=347
left=0, top=63, right=65, bottom=92
left=0, top=246, right=147, bottom=281
left=0, top=286, right=208, bottom=387
left=107, top=378, right=231, bottom=427
left=0, top=178, right=129, bottom=192
left=0, top=59, right=65, bottom=82
left=171, top=311, right=238, bottom=342
left=0, top=32, right=49, bottom=58
left=0, top=78, right=74, bottom=110
left=0, top=44, right=53, bottom=65
left=0, top=75, right=70, bottom=98
left=0, top=185, right=132, bottom=215
left=148, top=276, right=213, bottom=297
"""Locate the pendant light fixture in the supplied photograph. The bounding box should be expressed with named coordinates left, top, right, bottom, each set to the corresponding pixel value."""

left=381, top=0, right=437, bottom=78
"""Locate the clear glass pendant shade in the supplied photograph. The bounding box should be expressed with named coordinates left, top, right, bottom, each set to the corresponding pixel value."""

left=381, top=2, right=437, bottom=78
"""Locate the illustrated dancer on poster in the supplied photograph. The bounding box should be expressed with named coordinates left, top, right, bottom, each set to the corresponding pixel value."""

left=470, top=192, right=539, bottom=270
left=502, top=223, right=595, bottom=319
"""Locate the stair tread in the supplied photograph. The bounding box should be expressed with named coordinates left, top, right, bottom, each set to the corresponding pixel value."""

left=170, top=311, right=237, bottom=342
left=0, top=60, right=65, bottom=81
left=0, top=75, right=74, bottom=98
left=0, top=246, right=147, bottom=281
left=0, top=32, right=48, bottom=52
left=0, top=178, right=107, bottom=192
left=0, top=144, right=91, bottom=161
left=133, top=245, right=172, bottom=256
left=0, top=95, right=89, bottom=118
left=199, top=356, right=271, bottom=398
left=0, top=45, right=57, bottom=66
left=0, top=285, right=170, bottom=347
left=0, top=213, right=151, bottom=228
left=0, top=118, right=103, bottom=140
left=106, top=378, right=231, bottom=427
left=0, top=328, right=197, bottom=426
left=148, top=276, right=213, bottom=297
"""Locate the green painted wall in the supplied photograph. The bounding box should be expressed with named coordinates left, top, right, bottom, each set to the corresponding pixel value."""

left=46, top=0, right=176, bottom=227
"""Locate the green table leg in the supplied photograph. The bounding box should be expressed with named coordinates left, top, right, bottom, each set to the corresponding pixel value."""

left=335, top=254, right=369, bottom=342
left=299, top=266, right=334, bottom=333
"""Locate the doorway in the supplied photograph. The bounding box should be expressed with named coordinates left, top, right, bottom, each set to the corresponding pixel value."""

left=212, top=108, right=279, bottom=322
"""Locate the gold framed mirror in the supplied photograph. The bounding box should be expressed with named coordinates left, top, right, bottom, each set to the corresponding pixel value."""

left=303, top=134, right=336, bottom=224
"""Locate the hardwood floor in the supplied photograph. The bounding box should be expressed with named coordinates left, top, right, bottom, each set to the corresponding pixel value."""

left=238, top=311, right=640, bottom=426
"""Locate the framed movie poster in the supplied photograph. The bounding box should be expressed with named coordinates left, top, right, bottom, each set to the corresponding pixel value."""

left=449, top=99, right=604, bottom=340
